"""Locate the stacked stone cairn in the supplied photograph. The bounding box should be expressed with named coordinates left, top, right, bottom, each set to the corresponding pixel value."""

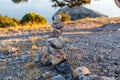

left=39, top=14, right=73, bottom=80
left=37, top=14, right=92, bottom=80
left=36, top=14, right=116, bottom=80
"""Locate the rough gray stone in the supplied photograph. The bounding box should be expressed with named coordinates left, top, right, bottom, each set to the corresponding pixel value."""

left=21, top=52, right=31, bottom=63
left=47, top=37, right=64, bottom=49
left=78, top=75, right=93, bottom=80
left=53, top=6, right=107, bottom=20
left=2, top=76, right=12, bottom=80
left=73, top=66, right=90, bottom=77
left=52, top=74, right=64, bottom=80
left=55, top=61, right=72, bottom=74
left=8, top=47, right=20, bottom=54
left=100, top=76, right=116, bottom=80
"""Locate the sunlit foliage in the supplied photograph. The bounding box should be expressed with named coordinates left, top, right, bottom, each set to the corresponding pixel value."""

left=0, top=14, right=19, bottom=28
left=0, top=12, right=48, bottom=28
left=20, top=12, right=47, bottom=24
left=59, top=11, right=71, bottom=22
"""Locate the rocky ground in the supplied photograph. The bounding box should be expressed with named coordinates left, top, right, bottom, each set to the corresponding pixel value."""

left=0, top=17, right=120, bottom=80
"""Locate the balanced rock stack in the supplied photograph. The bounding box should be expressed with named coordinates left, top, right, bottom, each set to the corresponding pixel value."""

left=36, top=14, right=116, bottom=80
left=39, top=14, right=73, bottom=80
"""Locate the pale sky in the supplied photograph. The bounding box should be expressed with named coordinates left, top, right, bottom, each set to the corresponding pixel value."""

left=0, top=0, right=120, bottom=22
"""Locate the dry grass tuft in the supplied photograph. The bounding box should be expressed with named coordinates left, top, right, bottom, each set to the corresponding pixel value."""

left=0, top=45, right=12, bottom=52
left=0, top=23, right=52, bottom=32
left=31, top=45, right=39, bottom=51
left=64, top=17, right=120, bottom=30
left=29, top=52, right=38, bottom=57
left=25, top=68, right=41, bottom=80
left=13, top=78, right=20, bottom=80
left=23, top=62, right=35, bottom=70
left=68, top=45, right=78, bottom=50
left=63, top=37, right=72, bottom=43
left=0, top=66, right=7, bottom=72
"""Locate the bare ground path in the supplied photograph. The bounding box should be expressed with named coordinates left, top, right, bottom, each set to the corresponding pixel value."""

left=0, top=19, right=120, bottom=79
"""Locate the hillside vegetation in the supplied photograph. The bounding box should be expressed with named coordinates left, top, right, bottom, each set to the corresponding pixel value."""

left=0, top=12, right=51, bottom=31
left=0, top=14, right=19, bottom=28
left=0, top=12, right=72, bottom=31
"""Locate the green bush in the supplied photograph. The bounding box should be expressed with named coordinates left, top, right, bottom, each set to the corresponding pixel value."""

left=20, top=12, right=47, bottom=24
left=0, top=12, right=47, bottom=28
left=0, top=14, right=19, bottom=28
left=59, top=11, right=71, bottom=22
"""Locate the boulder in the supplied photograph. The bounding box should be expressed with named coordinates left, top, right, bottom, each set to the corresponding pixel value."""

left=55, top=61, right=72, bottom=74
left=53, top=6, right=107, bottom=20
left=78, top=75, right=93, bottom=80
left=21, top=52, right=31, bottom=62
left=52, top=74, right=64, bottom=80
left=47, top=45, right=67, bottom=65
left=64, top=74, right=73, bottom=80
left=52, top=14, right=64, bottom=29
left=41, top=71, right=51, bottom=79
left=73, top=66, right=90, bottom=77
left=100, top=76, right=116, bottom=80
left=52, top=22, right=64, bottom=29
left=40, top=53, right=52, bottom=66
left=95, top=76, right=116, bottom=80
left=102, top=23, right=120, bottom=32
left=51, top=29, right=62, bottom=38
left=47, top=36, right=64, bottom=49
left=0, top=56, right=5, bottom=62
left=2, top=76, right=13, bottom=80
left=34, top=53, right=43, bottom=63
left=50, top=54, right=67, bottom=65
left=8, top=47, right=20, bottom=54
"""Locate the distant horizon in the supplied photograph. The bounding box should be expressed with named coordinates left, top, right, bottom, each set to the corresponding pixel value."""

left=0, top=0, right=120, bottom=23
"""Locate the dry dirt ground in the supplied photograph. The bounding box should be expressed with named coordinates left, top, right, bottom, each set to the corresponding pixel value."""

left=0, top=17, right=120, bottom=80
